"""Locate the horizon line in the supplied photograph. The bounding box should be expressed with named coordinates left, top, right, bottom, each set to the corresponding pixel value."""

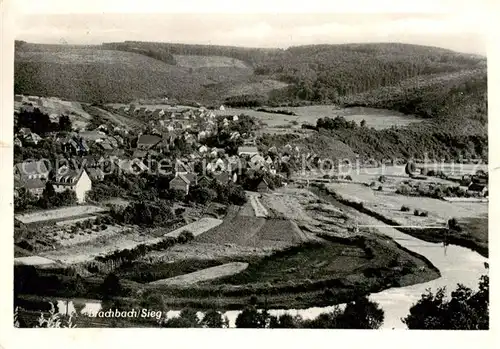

left=15, top=39, right=486, bottom=56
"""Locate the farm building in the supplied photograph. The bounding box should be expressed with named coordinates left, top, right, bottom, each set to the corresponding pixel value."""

left=52, top=167, right=92, bottom=203
left=219, top=105, right=225, bottom=111
left=169, top=174, right=191, bottom=194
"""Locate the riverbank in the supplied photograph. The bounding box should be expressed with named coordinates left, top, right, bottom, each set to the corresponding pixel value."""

left=315, top=184, right=488, bottom=258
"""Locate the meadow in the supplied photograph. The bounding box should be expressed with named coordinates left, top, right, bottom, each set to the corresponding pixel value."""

left=216, top=105, right=423, bottom=130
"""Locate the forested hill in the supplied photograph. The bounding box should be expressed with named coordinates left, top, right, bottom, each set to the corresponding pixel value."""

left=15, top=41, right=487, bottom=132
left=262, top=43, right=485, bottom=101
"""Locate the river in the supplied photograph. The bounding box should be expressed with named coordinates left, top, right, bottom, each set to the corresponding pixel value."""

left=223, top=192, right=488, bottom=329
left=56, top=196, right=488, bottom=329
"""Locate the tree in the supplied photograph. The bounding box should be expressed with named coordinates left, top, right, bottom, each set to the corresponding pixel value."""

left=100, top=273, right=122, bottom=300
left=337, top=296, right=384, bottom=329
left=59, top=115, right=73, bottom=132
left=14, top=188, right=37, bottom=212
left=162, top=308, right=200, bottom=328
left=269, top=313, right=302, bottom=328
left=188, top=185, right=217, bottom=205
left=402, top=273, right=489, bottom=329
left=360, top=119, right=367, bottom=127
left=201, top=310, right=228, bottom=328
left=235, top=306, right=269, bottom=328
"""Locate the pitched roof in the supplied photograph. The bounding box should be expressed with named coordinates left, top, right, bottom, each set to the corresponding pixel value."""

left=238, top=146, right=259, bottom=154
left=137, top=134, right=162, bottom=146
left=184, top=173, right=198, bottom=183
left=468, top=183, right=487, bottom=191
left=171, top=174, right=190, bottom=185
left=53, top=167, right=85, bottom=185
left=15, top=161, right=49, bottom=177
left=99, top=141, right=113, bottom=150
left=132, top=149, right=148, bottom=158
left=87, top=168, right=104, bottom=179
left=214, top=172, right=230, bottom=183
left=20, top=178, right=46, bottom=189
left=175, top=160, right=191, bottom=173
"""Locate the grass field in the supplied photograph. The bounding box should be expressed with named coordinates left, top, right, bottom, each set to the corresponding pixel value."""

left=15, top=205, right=108, bottom=224
left=149, top=262, right=249, bottom=286
left=173, top=55, right=250, bottom=69
left=216, top=105, right=423, bottom=129
left=164, top=217, right=223, bottom=238
left=321, top=183, right=488, bottom=256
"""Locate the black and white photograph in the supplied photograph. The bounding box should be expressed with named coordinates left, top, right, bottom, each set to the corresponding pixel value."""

left=3, top=0, right=493, bottom=336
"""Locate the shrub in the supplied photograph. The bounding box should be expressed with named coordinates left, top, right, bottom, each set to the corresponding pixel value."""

left=377, top=186, right=383, bottom=191
left=345, top=175, right=352, bottom=181
left=401, top=205, right=410, bottom=212
left=396, top=184, right=411, bottom=196
left=419, top=211, right=429, bottom=217
left=378, top=175, right=387, bottom=183
left=448, top=218, right=461, bottom=231
left=413, top=209, right=420, bottom=216
left=100, top=224, right=107, bottom=230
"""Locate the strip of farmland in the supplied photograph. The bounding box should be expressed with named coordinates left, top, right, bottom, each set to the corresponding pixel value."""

left=15, top=205, right=109, bottom=224
left=148, top=262, right=249, bottom=286
left=164, top=217, right=223, bottom=238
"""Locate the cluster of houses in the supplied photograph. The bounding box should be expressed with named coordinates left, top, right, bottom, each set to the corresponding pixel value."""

left=14, top=99, right=293, bottom=202
left=458, top=171, right=489, bottom=197
left=14, top=160, right=92, bottom=203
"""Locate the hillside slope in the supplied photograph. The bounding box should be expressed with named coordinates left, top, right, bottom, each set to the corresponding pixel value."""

left=14, top=41, right=487, bottom=135
left=14, top=43, right=257, bottom=104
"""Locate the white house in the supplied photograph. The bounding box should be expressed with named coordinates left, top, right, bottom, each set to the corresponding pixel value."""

left=238, top=146, right=259, bottom=157
left=233, top=115, right=239, bottom=121
left=198, top=131, right=207, bottom=140
left=219, top=105, right=225, bottom=111
left=199, top=145, right=208, bottom=153
left=52, top=167, right=92, bottom=203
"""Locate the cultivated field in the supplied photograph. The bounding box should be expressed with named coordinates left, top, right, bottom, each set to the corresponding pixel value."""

left=247, top=192, right=268, bottom=217
left=173, top=55, right=250, bottom=69
left=225, top=79, right=289, bottom=97
left=15, top=205, right=108, bottom=224
left=14, top=256, right=59, bottom=267
left=215, top=105, right=423, bottom=129
left=148, top=262, right=249, bottom=286
left=325, top=182, right=487, bottom=226
left=164, top=217, right=223, bottom=238
left=55, top=224, right=127, bottom=247
left=39, top=228, right=162, bottom=264
left=15, top=96, right=93, bottom=129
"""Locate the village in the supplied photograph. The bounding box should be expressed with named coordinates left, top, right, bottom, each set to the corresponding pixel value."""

left=13, top=94, right=489, bottom=329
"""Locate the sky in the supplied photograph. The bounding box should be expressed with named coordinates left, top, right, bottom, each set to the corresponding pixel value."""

left=9, top=1, right=493, bottom=55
